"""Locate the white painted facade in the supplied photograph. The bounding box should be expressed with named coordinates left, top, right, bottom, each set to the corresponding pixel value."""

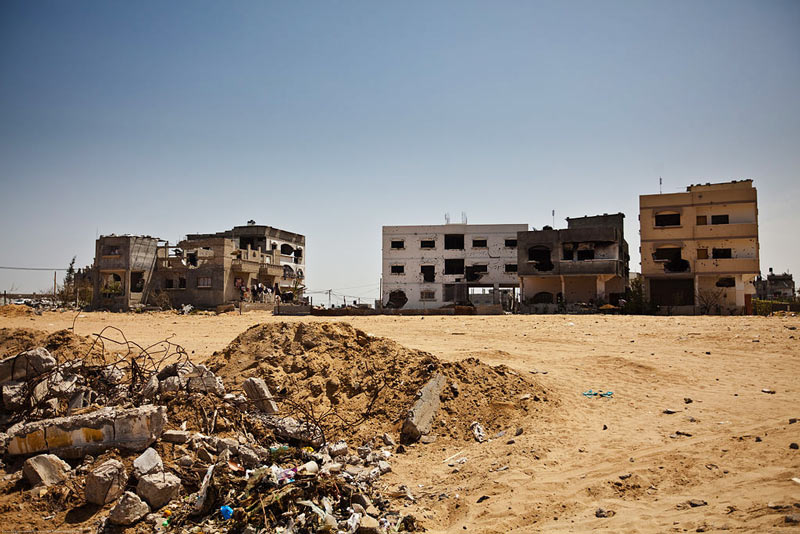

left=381, top=223, right=527, bottom=309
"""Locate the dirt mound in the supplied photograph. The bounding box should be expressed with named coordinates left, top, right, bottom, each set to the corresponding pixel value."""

left=0, top=304, right=35, bottom=317
left=0, top=327, right=104, bottom=363
left=206, top=322, right=553, bottom=443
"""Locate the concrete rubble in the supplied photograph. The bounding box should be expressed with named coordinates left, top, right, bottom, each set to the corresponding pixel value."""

left=133, top=447, right=163, bottom=477
left=401, top=373, right=446, bottom=440
left=0, top=333, right=453, bottom=533
left=85, top=459, right=126, bottom=504
left=109, top=491, right=151, bottom=525
left=22, top=453, right=71, bottom=487
left=5, top=405, right=167, bottom=457
left=137, top=471, right=181, bottom=509
left=243, top=376, right=279, bottom=413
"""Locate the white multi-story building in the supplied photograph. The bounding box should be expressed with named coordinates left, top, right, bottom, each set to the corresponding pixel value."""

left=381, top=223, right=527, bottom=309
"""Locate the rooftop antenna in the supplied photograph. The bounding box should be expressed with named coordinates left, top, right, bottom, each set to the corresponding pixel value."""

left=552, top=209, right=555, bottom=227
left=461, top=211, right=467, bottom=224
left=444, top=212, right=450, bottom=224
left=659, top=176, right=663, bottom=194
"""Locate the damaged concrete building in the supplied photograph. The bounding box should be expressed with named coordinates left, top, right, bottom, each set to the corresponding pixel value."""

left=516, top=214, right=629, bottom=311
left=92, top=222, right=305, bottom=311
left=640, top=180, right=759, bottom=314
left=381, top=223, right=526, bottom=310
left=754, top=268, right=795, bottom=300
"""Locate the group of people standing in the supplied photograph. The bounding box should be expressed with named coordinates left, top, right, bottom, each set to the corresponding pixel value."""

left=239, top=281, right=281, bottom=303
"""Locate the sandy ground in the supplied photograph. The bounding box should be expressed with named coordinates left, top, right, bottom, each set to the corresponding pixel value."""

left=2, top=310, right=799, bottom=532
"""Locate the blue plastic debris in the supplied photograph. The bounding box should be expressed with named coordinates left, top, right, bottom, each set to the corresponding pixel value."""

left=220, top=505, right=233, bottom=520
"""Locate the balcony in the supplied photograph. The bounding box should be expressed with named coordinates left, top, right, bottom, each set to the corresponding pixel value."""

left=231, top=259, right=260, bottom=273
left=694, top=223, right=758, bottom=240
left=694, top=258, right=759, bottom=274
left=259, top=264, right=284, bottom=278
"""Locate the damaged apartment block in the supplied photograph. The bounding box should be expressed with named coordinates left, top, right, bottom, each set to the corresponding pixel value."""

left=382, top=223, right=526, bottom=312
left=91, top=221, right=305, bottom=311
left=516, top=213, right=629, bottom=312
left=640, top=180, right=759, bottom=314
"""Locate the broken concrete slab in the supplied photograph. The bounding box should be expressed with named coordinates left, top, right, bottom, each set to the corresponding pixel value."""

left=160, top=375, right=184, bottom=393
left=162, top=430, right=190, bottom=443
left=109, top=491, right=151, bottom=525
left=133, top=447, right=163, bottom=478
left=0, top=348, right=56, bottom=384
left=243, top=377, right=279, bottom=414
left=6, top=404, right=167, bottom=458
left=257, top=415, right=323, bottom=446
left=137, top=471, right=181, bottom=509
left=186, top=373, right=225, bottom=397
left=2, top=381, right=26, bottom=411
left=85, top=459, right=127, bottom=505
left=23, top=453, right=71, bottom=487
left=401, top=373, right=446, bottom=441
left=142, top=375, right=159, bottom=399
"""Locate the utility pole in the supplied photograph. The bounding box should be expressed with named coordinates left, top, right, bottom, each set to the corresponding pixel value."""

left=53, top=271, right=57, bottom=303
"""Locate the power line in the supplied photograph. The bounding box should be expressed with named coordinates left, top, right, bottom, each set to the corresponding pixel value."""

left=0, top=266, right=68, bottom=271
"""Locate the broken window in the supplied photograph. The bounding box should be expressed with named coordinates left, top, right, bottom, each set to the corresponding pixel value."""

left=655, top=213, right=681, bottom=227
left=505, top=264, right=517, bottom=273
left=504, top=239, right=517, bottom=248
left=101, top=245, right=121, bottom=256
left=130, top=272, right=144, bottom=293
left=420, top=290, right=435, bottom=301
left=280, top=244, right=294, bottom=255
left=420, top=265, right=435, bottom=282
left=444, top=234, right=464, bottom=250
left=283, top=265, right=295, bottom=278
left=444, top=258, right=465, bottom=275
left=711, top=214, right=729, bottom=225
left=187, top=252, right=198, bottom=267
left=101, top=273, right=123, bottom=296
left=420, top=240, right=435, bottom=249
left=390, top=240, right=405, bottom=249
left=465, top=264, right=488, bottom=282
left=179, top=277, right=186, bottom=289
left=390, top=265, right=405, bottom=274
left=712, top=248, right=732, bottom=259
left=716, top=277, right=735, bottom=287
left=197, top=276, right=212, bottom=288
left=294, top=248, right=303, bottom=258
left=472, top=239, right=487, bottom=248
left=576, top=249, right=595, bottom=261
left=165, top=278, right=174, bottom=289
left=697, top=248, right=709, bottom=260
left=527, top=246, right=554, bottom=271
left=696, top=215, right=708, bottom=226
left=562, top=244, right=574, bottom=261
left=386, top=290, right=408, bottom=309
left=654, top=247, right=690, bottom=272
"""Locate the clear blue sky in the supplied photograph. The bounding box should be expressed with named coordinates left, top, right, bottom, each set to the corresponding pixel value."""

left=1, top=1, right=798, bottom=299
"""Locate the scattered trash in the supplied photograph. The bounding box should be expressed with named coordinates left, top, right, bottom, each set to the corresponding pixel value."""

left=762, top=388, right=776, bottom=394
left=220, top=505, right=233, bottom=520
left=582, top=390, right=613, bottom=398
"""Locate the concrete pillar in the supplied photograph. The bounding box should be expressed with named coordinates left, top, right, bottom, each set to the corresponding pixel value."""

left=596, top=277, right=606, bottom=302
left=693, top=275, right=699, bottom=314
left=735, top=275, right=745, bottom=308
left=560, top=275, right=565, bottom=302
left=492, top=283, right=499, bottom=305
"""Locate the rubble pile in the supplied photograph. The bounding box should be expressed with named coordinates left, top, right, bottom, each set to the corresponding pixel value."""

left=0, top=323, right=549, bottom=532
left=206, top=322, right=548, bottom=442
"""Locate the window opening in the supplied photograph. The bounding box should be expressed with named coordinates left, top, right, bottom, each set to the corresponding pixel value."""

left=444, top=234, right=465, bottom=250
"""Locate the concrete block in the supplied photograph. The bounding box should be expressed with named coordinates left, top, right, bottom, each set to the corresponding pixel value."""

left=136, top=471, right=181, bottom=509
left=133, top=447, right=163, bottom=478
left=186, top=374, right=225, bottom=397
left=109, top=491, right=150, bottom=525
left=243, top=377, right=278, bottom=414
left=0, top=348, right=56, bottom=384
left=23, top=454, right=71, bottom=487
left=160, top=376, right=183, bottom=393
left=6, top=405, right=167, bottom=457
left=401, top=373, right=446, bottom=441
left=85, top=459, right=127, bottom=505
left=2, top=381, right=26, bottom=411
left=162, top=430, right=189, bottom=443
